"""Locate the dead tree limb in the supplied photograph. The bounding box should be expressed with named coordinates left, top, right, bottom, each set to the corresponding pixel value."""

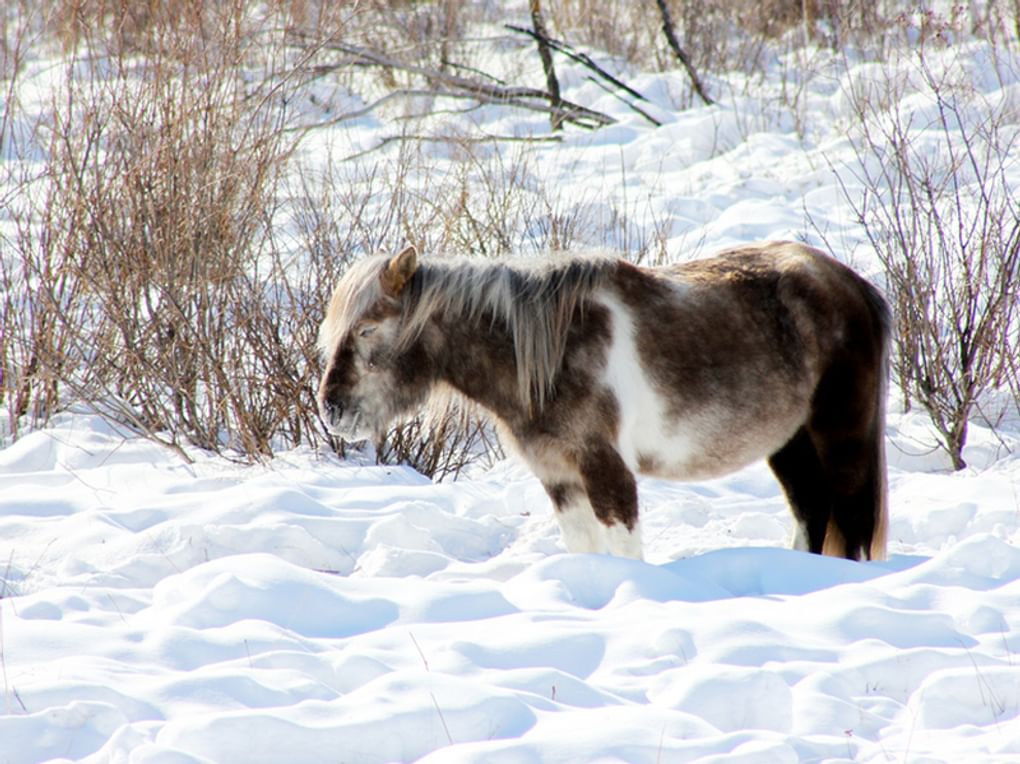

left=506, top=24, right=651, bottom=104
left=528, top=0, right=564, bottom=131
left=583, top=76, right=663, bottom=127
left=652, top=0, right=715, bottom=106
left=290, top=34, right=615, bottom=129
left=506, top=23, right=662, bottom=127
left=340, top=132, right=562, bottom=163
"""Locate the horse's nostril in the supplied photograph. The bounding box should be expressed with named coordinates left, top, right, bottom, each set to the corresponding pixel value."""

left=320, top=399, right=343, bottom=422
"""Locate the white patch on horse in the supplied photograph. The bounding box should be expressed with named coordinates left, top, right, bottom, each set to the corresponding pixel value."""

left=598, top=292, right=704, bottom=478
left=598, top=289, right=813, bottom=482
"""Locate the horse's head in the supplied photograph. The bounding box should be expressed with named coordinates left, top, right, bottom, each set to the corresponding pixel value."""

left=316, top=245, right=428, bottom=441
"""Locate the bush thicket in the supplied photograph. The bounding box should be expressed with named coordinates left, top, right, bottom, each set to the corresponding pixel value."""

left=3, top=0, right=1020, bottom=473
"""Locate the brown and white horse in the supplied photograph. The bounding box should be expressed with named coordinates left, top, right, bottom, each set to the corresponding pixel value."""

left=317, top=241, right=890, bottom=561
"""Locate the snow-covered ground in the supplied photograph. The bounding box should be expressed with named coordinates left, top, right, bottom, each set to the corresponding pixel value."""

left=2, top=410, right=1019, bottom=763
left=4, top=14, right=1020, bottom=764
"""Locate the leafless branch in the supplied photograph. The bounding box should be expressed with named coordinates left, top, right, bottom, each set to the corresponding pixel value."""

left=652, top=0, right=715, bottom=106
left=338, top=131, right=562, bottom=163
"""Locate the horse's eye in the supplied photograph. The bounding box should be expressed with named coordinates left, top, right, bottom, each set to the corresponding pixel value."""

left=358, top=326, right=376, bottom=338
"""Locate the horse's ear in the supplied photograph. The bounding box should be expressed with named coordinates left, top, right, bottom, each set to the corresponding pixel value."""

left=381, top=245, right=418, bottom=297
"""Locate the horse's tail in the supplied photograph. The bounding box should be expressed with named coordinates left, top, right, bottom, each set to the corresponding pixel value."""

left=817, top=274, right=891, bottom=561
left=866, top=278, right=891, bottom=561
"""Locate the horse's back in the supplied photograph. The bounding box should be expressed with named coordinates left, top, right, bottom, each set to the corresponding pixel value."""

left=643, top=241, right=886, bottom=379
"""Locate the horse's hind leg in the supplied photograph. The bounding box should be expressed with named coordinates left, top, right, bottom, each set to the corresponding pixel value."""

left=768, top=427, right=832, bottom=554
left=805, top=361, right=888, bottom=561
left=809, top=424, right=886, bottom=561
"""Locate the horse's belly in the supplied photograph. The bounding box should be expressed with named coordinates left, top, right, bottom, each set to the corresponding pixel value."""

left=616, top=405, right=803, bottom=481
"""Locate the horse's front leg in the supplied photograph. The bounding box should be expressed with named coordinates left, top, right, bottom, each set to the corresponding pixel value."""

left=543, top=482, right=605, bottom=555
left=578, top=441, right=642, bottom=559
left=538, top=441, right=643, bottom=559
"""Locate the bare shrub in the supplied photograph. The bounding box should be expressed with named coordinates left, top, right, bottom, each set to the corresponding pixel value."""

left=836, top=48, right=1020, bottom=469
left=378, top=404, right=503, bottom=481
left=543, top=0, right=660, bottom=67
left=1, top=208, right=88, bottom=439
left=542, top=0, right=862, bottom=81
left=1, top=3, right=318, bottom=459
left=286, top=146, right=505, bottom=477
left=2, top=5, right=69, bottom=439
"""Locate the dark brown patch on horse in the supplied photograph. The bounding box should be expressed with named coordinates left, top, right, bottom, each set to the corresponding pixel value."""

left=397, top=256, right=614, bottom=412
left=579, top=440, right=639, bottom=529
left=544, top=482, right=577, bottom=508
left=504, top=305, right=636, bottom=528
left=398, top=279, right=632, bottom=533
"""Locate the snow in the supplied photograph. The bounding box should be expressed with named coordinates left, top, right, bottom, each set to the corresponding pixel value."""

left=4, top=18, right=1020, bottom=764
left=3, top=408, right=1019, bottom=763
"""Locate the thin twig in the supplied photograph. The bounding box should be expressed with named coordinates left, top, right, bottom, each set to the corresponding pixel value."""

left=0, top=551, right=13, bottom=600
left=409, top=631, right=430, bottom=672
left=584, top=75, right=663, bottom=127
left=409, top=632, right=454, bottom=745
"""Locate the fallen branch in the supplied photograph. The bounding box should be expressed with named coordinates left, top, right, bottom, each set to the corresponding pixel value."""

left=288, top=33, right=615, bottom=130
left=584, top=76, right=663, bottom=127
left=505, top=24, right=651, bottom=105
left=339, top=131, right=562, bottom=163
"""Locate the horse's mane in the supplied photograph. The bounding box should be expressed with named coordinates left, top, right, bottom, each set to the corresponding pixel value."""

left=402, top=254, right=616, bottom=411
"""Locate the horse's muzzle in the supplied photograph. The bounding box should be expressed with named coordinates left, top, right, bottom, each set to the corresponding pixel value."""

left=319, top=399, right=369, bottom=441
left=318, top=398, right=344, bottom=431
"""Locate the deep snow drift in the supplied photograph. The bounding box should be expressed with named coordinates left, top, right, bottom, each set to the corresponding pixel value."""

left=4, top=15, right=1020, bottom=764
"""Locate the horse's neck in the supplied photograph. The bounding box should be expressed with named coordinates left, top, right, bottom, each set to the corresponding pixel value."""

left=429, top=309, right=524, bottom=425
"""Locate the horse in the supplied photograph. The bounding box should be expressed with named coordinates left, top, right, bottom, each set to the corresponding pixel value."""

left=316, top=241, right=890, bottom=561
